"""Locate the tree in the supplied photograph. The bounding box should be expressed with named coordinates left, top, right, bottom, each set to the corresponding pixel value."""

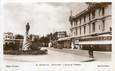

left=15, top=34, right=24, bottom=39
left=4, top=42, right=19, bottom=50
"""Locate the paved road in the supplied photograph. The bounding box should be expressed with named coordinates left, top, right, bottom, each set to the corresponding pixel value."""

left=49, top=48, right=111, bottom=62
left=4, top=47, right=111, bottom=71
left=4, top=48, right=90, bottom=63
left=4, top=47, right=111, bottom=63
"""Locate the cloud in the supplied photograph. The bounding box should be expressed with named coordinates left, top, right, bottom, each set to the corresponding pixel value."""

left=4, top=2, right=88, bottom=36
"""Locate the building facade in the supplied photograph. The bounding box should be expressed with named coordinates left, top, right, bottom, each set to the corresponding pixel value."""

left=52, top=31, right=68, bottom=48
left=53, top=31, right=67, bottom=40
left=4, top=32, right=14, bottom=44
left=4, top=32, right=23, bottom=44
left=4, top=32, right=14, bottom=40
left=69, top=3, right=112, bottom=51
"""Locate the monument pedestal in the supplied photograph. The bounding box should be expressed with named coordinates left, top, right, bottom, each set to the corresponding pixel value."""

left=22, top=35, right=32, bottom=51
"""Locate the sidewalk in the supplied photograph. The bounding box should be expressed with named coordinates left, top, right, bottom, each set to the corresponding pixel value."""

left=48, top=47, right=111, bottom=62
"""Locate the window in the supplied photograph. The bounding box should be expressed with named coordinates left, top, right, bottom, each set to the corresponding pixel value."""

left=80, top=27, right=81, bottom=35
left=74, top=21, right=76, bottom=26
left=84, top=25, right=86, bottom=34
left=76, top=28, right=78, bottom=35
left=92, top=11, right=95, bottom=19
left=75, top=20, right=78, bottom=26
left=99, top=25, right=101, bottom=30
left=71, top=30, right=73, bottom=35
left=84, top=15, right=86, bottom=23
left=74, top=30, right=76, bottom=36
left=89, top=24, right=91, bottom=33
left=98, top=8, right=101, bottom=16
left=5, top=36, right=7, bottom=38
left=89, top=13, right=91, bottom=21
left=92, top=22, right=95, bottom=32
left=102, top=7, right=105, bottom=16
left=72, top=22, right=74, bottom=27
left=80, top=18, right=81, bottom=24
left=102, top=20, right=105, bottom=31
left=110, top=27, right=112, bottom=31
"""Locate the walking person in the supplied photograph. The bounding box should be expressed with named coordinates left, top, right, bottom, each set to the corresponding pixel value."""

left=88, top=45, right=94, bottom=59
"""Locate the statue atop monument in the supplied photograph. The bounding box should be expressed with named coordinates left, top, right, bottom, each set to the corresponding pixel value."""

left=26, top=22, right=30, bottom=35
left=22, top=22, right=31, bottom=50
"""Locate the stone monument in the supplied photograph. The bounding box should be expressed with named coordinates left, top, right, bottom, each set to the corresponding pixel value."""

left=22, top=22, right=32, bottom=51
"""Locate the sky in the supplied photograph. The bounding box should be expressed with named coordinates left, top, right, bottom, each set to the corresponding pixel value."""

left=4, top=2, right=88, bottom=36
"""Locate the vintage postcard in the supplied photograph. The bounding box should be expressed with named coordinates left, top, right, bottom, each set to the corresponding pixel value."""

left=1, top=0, right=113, bottom=71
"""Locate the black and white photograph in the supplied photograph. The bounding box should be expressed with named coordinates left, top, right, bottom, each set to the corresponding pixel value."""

left=2, top=1, right=112, bottom=71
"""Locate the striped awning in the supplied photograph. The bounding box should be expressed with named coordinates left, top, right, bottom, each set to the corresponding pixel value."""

left=78, top=40, right=112, bottom=44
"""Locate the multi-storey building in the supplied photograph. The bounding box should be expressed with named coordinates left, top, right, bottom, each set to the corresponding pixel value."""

left=52, top=31, right=68, bottom=48
left=3, top=32, right=23, bottom=47
left=4, top=32, right=14, bottom=44
left=53, top=31, right=67, bottom=40
left=69, top=3, right=112, bottom=51
left=4, top=32, right=14, bottom=40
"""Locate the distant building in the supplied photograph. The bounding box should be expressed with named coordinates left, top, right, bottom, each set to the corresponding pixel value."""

left=57, top=37, right=71, bottom=49
left=53, top=31, right=67, bottom=40
left=69, top=3, right=112, bottom=51
left=4, top=32, right=14, bottom=44
left=3, top=32, right=23, bottom=45
left=52, top=31, right=68, bottom=48
left=4, top=32, right=14, bottom=40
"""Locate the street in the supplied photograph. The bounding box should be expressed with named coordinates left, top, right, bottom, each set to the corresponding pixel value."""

left=4, top=47, right=111, bottom=63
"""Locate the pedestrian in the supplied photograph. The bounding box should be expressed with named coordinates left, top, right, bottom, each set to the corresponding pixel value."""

left=88, top=45, right=94, bottom=58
